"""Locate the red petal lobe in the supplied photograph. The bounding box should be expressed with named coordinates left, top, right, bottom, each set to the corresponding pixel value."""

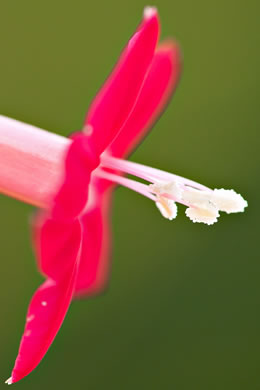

left=85, top=12, right=160, bottom=154
left=74, top=186, right=112, bottom=297
left=11, top=220, right=82, bottom=383
left=109, top=41, right=182, bottom=158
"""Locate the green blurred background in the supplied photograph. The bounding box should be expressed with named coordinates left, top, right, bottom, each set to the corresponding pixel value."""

left=0, top=0, right=259, bottom=389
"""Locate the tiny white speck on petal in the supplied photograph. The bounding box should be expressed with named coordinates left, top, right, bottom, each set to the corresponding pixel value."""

left=83, top=124, right=93, bottom=136
left=5, top=377, right=12, bottom=385
left=26, top=314, right=35, bottom=322
left=41, top=301, right=47, bottom=306
left=143, top=6, right=157, bottom=19
left=25, top=330, right=31, bottom=337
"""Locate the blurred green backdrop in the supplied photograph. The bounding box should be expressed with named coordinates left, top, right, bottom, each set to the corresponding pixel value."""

left=0, top=0, right=259, bottom=389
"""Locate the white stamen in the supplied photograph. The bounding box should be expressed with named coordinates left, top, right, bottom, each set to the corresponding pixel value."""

left=98, top=157, right=248, bottom=225
left=211, top=189, right=248, bottom=214
left=101, top=155, right=210, bottom=192
left=182, top=186, right=212, bottom=205
left=96, top=169, right=156, bottom=201
left=143, top=6, right=157, bottom=19
left=150, top=181, right=183, bottom=200
left=186, top=205, right=219, bottom=225
left=156, top=197, right=178, bottom=220
left=41, top=301, right=47, bottom=306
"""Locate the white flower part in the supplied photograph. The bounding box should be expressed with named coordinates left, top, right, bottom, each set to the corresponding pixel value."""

left=26, top=314, right=35, bottom=322
left=149, top=180, right=183, bottom=200
left=156, top=197, right=178, bottom=220
left=211, top=189, right=248, bottom=214
left=185, top=204, right=219, bottom=225
left=182, top=187, right=212, bottom=205
left=5, top=377, right=13, bottom=385
left=182, top=186, right=248, bottom=220
left=143, top=6, right=158, bottom=19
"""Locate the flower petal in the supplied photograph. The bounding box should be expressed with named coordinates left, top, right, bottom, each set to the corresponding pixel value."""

left=84, top=10, right=159, bottom=154
left=109, top=41, right=181, bottom=158
left=74, top=184, right=112, bottom=297
left=34, top=215, right=82, bottom=281
left=10, top=220, right=82, bottom=383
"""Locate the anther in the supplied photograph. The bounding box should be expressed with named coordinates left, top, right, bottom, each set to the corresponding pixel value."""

left=156, top=197, right=178, bottom=220
left=149, top=181, right=183, bottom=200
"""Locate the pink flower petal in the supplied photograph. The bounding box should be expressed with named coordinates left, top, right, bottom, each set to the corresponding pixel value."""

left=34, top=215, right=82, bottom=281
left=109, top=41, right=181, bottom=158
left=10, top=220, right=82, bottom=383
left=84, top=11, right=159, bottom=154
left=74, top=185, right=112, bottom=297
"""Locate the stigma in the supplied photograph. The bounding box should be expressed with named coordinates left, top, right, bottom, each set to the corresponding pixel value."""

left=99, top=155, right=248, bottom=225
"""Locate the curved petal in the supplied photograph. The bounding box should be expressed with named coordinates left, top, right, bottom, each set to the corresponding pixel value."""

left=85, top=10, right=160, bottom=154
left=74, top=183, right=112, bottom=297
left=109, top=41, right=182, bottom=158
left=10, top=219, right=82, bottom=384
left=34, top=216, right=82, bottom=281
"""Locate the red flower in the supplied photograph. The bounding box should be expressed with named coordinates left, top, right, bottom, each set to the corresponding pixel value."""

left=2, top=7, right=247, bottom=384
left=5, top=8, right=182, bottom=384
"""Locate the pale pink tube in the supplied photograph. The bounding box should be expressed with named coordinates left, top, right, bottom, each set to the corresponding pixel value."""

left=0, top=115, right=70, bottom=208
